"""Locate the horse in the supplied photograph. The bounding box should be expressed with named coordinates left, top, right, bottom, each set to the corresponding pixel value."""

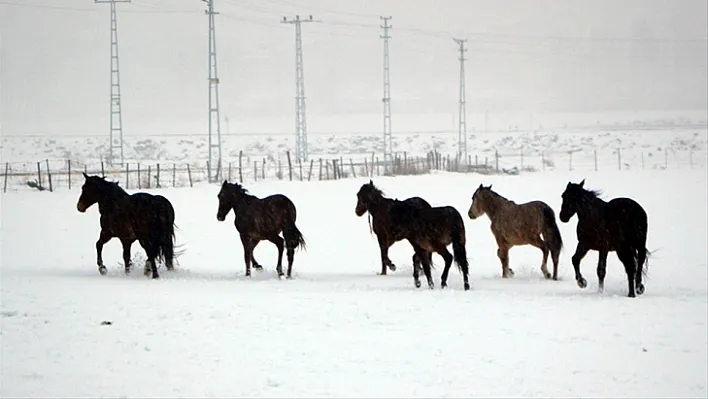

left=559, top=179, right=649, bottom=298
left=388, top=199, right=471, bottom=290
left=468, top=184, right=563, bottom=280
left=76, top=172, right=177, bottom=279
left=355, top=179, right=433, bottom=275
left=216, top=180, right=306, bottom=279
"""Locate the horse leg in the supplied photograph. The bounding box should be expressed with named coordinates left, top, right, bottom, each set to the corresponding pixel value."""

left=617, top=248, right=637, bottom=298
left=596, top=250, right=608, bottom=293
left=496, top=245, right=513, bottom=278
left=530, top=235, right=551, bottom=279
left=377, top=234, right=392, bottom=275
left=267, top=234, right=285, bottom=278
left=636, top=248, right=646, bottom=295
left=239, top=234, right=255, bottom=277
left=571, top=243, right=590, bottom=289
left=250, top=241, right=263, bottom=271
left=412, top=253, right=422, bottom=288
left=120, top=238, right=133, bottom=275
left=551, top=245, right=561, bottom=281
left=285, top=243, right=296, bottom=280
left=95, top=230, right=112, bottom=275
left=438, top=247, right=454, bottom=289
left=418, top=246, right=435, bottom=289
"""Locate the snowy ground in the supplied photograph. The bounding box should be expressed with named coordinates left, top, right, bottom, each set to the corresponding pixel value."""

left=2, top=168, right=706, bottom=397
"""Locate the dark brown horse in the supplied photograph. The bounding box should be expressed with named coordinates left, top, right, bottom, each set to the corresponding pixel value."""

left=389, top=199, right=471, bottom=290
left=76, top=173, right=177, bottom=279
left=560, top=179, right=650, bottom=298
left=216, top=181, right=306, bottom=279
left=468, top=184, right=563, bottom=280
left=355, top=180, right=433, bottom=275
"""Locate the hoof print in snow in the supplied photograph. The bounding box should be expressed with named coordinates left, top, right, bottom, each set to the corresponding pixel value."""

left=100, top=320, right=113, bottom=326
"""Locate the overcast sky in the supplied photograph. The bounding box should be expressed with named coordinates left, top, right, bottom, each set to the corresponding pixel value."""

left=1, top=0, right=706, bottom=137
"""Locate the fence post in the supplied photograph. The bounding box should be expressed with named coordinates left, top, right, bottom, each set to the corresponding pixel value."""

left=3, top=162, right=8, bottom=193
left=67, top=160, right=72, bottom=190
left=238, top=150, right=243, bottom=183
left=187, top=164, right=193, bottom=187
left=101, top=161, right=105, bottom=178
left=617, top=148, right=621, bottom=170
left=306, top=159, right=313, bottom=181
left=45, top=159, right=53, bottom=192
left=156, top=163, right=161, bottom=188
left=690, top=149, right=693, bottom=169
left=286, top=151, right=293, bottom=181
left=137, top=163, right=142, bottom=189
left=296, top=159, right=301, bottom=181
left=594, top=149, right=598, bottom=171
left=494, top=150, right=499, bottom=173
left=126, top=163, right=130, bottom=189
left=147, top=165, right=152, bottom=189
left=318, top=158, right=323, bottom=180
left=364, top=157, right=369, bottom=177
left=228, top=162, right=232, bottom=181
left=262, top=159, right=266, bottom=180
left=172, top=163, right=176, bottom=187
left=254, top=161, right=258, bottom=181
left=36, top=162, right=42, bottom=188
left=370, top=152, right=375, bottom=177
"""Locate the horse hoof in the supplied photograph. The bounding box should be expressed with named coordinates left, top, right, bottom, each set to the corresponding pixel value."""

left=152, top=274, right=159, bottom=279
left=415, top=280, right=421, bottom=288
left=441, top=282, right=447, bottom=289
left=388, top=264, right=397, bottom=272
left=636, top=284, right=645, bottom=295
left=464, top=283, right=470, bottom=291
left=124, top=268, right=131, bottom=275
left=577, top=277, right=587, bottom=289
left=253, top=265, right=263, bottom=271
left=286, top=275, right=293, bottom=280
left=508, top=269, right=515, bottom=277
left=98, top=265, right=107, bottom=276
left=428, top=283, right=434, bottom=290
left=543, top=272, right=551, bottom=279
left=628, top=292, right=636, bottom=298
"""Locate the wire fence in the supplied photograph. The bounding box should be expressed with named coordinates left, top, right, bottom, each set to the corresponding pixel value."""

left=2, top=147, right=705, bottom=193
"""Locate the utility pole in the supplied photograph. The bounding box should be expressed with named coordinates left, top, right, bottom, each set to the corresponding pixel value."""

left=281, top=15, right=316, bottom=163
left=96, top=0, right=130, bottom=167
left=453, top=37, right=468, bottom=166
left=204, top=0, right=222, bottom=182
left=380, top=16, right=393, bottom=175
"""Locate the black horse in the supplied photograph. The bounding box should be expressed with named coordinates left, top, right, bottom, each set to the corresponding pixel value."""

left=560, top=179, right=649, bottom=298
left=355, top=180, right=433, bottom=275
left=216, top=181, right=306, bottom=279
left=76, top=173, right=177, bottom=279
left=389, top=199, right=471, bottom=290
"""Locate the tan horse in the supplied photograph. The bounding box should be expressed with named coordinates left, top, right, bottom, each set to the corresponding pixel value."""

left=468, top=184, right=563, bottom=280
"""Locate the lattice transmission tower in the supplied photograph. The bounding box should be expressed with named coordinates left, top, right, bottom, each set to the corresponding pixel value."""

left=281, top=15, right=317, bottom=163
left=380, top=16, right=393, bottom=175
left=96, top=0, right=130, bottom=166
left=453, top=37, right=468, bottom=165
left=204, top=0, right=223, bottom=182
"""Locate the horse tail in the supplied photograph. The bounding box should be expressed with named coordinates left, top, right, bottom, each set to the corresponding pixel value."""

left=283, top=200, right=306, bottom=251
left=450, top=211, right=469, bottom=275
left=149, top=197, right=177, bottom=267
left=541, top=205, right=563, bottom=255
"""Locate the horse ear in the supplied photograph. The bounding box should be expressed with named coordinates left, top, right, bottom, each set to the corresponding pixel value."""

left=579, top=179, right=585, bottom=188
left=488, top=184, right=493, bottom=189
left=82, top=172, right=89, bottom=179
left=478, top=183, right=483, bottom=189
left=222, top=180, right=228, bottom=187
left=369, top=179, right=373, bottom=185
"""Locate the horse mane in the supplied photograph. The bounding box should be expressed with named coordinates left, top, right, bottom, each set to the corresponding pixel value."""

left=90, top=176, right=128, bottom=198
left=486, top=187, right=509, bottom=202
left=367, top=182, right=385, bottom=199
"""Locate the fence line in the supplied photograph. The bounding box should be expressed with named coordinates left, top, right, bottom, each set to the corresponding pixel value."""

left=2, top=147, right=706, bottom=193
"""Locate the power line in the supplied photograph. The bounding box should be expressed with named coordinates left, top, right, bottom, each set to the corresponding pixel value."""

left=204, top=0, right=223, bottom=182
left=95, top=0, right=130, bottom=167
left=453, top=37, right=467, bottom=166
left=281, top=15, right=317, bottom=163
left=380, top=16, right=393, bottom=176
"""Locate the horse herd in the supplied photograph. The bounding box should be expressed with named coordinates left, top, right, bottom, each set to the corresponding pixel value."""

left=76, top=172, right=651, bottom=298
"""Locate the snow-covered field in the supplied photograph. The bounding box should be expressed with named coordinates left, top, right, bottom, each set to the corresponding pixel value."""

left=1, top=167, right=706, bottom=397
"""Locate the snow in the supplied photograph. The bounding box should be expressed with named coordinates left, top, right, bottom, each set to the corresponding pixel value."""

left=1, top=168, right=706, bottom=397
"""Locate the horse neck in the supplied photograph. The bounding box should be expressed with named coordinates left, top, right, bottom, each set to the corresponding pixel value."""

left=97, top=188, right=129, bottom=214
left=575, top=196, right=606, bottom=221
left=366, top=195, right=392, bottom=217
left=481, top=193, right=508, bottom=219
left=231, top=192, right=257, bottom=212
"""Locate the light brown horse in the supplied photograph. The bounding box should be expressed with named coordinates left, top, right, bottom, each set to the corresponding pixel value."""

left=467, top=184, right=563, bottom=280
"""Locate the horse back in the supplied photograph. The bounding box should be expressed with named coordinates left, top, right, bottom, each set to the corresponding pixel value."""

left=403, top=196, right=432, bottom=209
left=607, top=197, right=648, bottom=242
